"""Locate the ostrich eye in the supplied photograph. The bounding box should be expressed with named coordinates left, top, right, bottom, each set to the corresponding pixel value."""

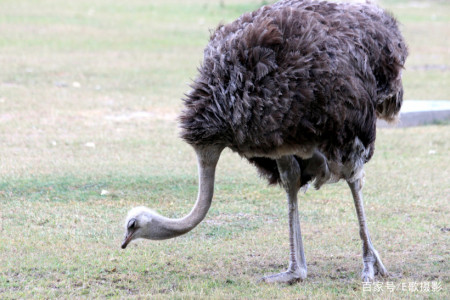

left=128, top=218, right=137, bottom=229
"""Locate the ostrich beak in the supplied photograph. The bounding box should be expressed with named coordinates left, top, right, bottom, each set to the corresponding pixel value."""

left=121, top=231, right=135, bottom=249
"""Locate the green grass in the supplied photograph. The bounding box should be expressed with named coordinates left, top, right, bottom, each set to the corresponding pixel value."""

left=1, top=0, right=449, bottom=298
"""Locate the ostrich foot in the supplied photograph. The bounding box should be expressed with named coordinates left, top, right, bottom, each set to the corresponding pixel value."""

left=361, top=247, right=387, bottom=282
left=260, top=268, right=307, bottom=284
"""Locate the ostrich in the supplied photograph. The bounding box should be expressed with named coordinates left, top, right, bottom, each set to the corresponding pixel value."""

left=121, top=0, right=408, bottom=283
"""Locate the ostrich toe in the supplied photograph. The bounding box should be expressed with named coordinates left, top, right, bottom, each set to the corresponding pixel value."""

left=361, top=247, right=387, bottom=282
left=260, top=269, right=307, bottom=284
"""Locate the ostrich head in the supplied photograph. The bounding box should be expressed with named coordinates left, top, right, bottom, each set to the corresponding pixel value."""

left=121, top=206, right=173, bottom=249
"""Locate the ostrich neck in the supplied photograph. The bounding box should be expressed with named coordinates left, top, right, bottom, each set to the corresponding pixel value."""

left=157, top=145, right=223, bottom=238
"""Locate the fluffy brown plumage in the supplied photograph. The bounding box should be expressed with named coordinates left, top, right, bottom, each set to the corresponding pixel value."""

left=179, top=0, right=408, bottom=186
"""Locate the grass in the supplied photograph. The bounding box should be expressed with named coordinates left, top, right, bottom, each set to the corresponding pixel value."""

left=0, top=0, right=449, bottom=298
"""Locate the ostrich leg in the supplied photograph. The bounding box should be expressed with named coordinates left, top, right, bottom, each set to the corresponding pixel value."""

left=262, top=155, right=307, bottom=284
left=347, top=177, right=387, bottom=282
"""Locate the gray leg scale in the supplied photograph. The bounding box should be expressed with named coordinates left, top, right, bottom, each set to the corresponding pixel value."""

left=261, top=155, right=307, bottom=284
left=347, top=177, right=387, bottom=281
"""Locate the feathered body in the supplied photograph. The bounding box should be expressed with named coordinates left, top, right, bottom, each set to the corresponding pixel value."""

left=180, top=0, right=408, bottom=185
left=122, top=0, right=408, bottom=282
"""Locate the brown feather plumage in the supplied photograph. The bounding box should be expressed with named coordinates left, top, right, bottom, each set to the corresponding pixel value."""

left=179, top=0, right=408, bottom=185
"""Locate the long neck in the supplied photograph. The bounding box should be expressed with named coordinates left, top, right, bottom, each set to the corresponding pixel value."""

left=154, top=145, right=223, bottom=238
